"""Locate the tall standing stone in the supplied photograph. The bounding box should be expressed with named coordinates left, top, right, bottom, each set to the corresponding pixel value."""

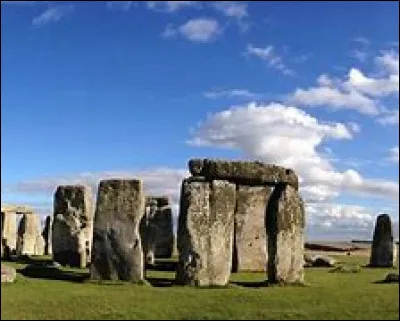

left=90, top=179, right=145, bottom=282
left=52, top=185, right=93, bottom=268
left=176, top=178, right=236, bottom=287
left=17, top=213, right=43, bottom=256
left=42, top=216, right=53, bottom=255
left=267, top=184, right=305, bottom=285
left=233, top=185, right=271, bottom=272
left=369, top=214, right=396, bottom=267
left=1, top=211, right=17, bottom=258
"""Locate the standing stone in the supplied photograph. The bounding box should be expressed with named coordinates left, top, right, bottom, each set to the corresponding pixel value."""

left=141, top=196, right=174, bottom=265
left=90, top=179, right=145, bottom=282
left=176, top=178, right=236, bottom=287
left=16, top=213, right=42, bottom=256
left=233, top=185, right=271, bottom=272
left=42, top=216, right=52, bottom=255
left=369, top=214, right=396, bottom=267
left=267, top=184, right=305, bottom=285
left=52, top=185, right=94, bottom=268
left=1, top=211, right=17, bottom=258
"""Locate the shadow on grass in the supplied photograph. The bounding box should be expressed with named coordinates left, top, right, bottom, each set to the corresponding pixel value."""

left=17, top=264, right=88, bottom=283
left=230, top=280, right=270, bottom=288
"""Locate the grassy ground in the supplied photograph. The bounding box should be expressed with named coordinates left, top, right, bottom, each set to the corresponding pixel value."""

left=1, top=255, right=398, bottom=320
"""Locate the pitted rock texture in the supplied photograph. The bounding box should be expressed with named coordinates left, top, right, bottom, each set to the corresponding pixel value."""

left=52, top=185, right=93, bottom=268
left=16, top=213, right=44, bottom=256
left=1, top=211, right=17, bottom=258
left=188, top=159, right=298, bottom=189
left=176, top=178, right=236, bottom=287
left=232, top=185, right=271, bottom=272
left=267, top=184, right=305, bottom=285
left=90, top=179, right=145, bottom=282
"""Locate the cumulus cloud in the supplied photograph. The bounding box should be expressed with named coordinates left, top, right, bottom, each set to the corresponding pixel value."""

left=377, top=109, right=399, bottom=126
left=203, top=89, right=261, bottom=100
left=245, top=44, right=295, bottom=76
left=289, top=50, right=399, bottom=116
left=162, top=18, right=222, bottom=43
left=32, top=4, right=74, bottom=27
left=188, top=102, right=399, bottom=201
left=146, top=1, right=199, bottom=13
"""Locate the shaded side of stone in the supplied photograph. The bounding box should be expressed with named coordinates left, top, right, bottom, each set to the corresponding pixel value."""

left=267, top=184, right=305, bottom=285
left=42, top=216, right=53, bottom=255
left=369, top=214, right=395, bottom=267
left=52, top=185, right=94, bottom=268
left=90, top=179, right=145, bottom=282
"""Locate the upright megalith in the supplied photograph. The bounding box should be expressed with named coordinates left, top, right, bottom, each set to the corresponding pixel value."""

left=141, top=196, right=174, bottom=265
left=52, top=185, right=94, bottom=268
left=267, top=184, right=305, bottom=284
left=42, top=216, right=52, bottom=255
left=1, top=211, right=17, bottom=258
left=369, top=214, right=396, bottom=267
left=176, top=178, right=236, bottom=287
left=16, top=213, right=44, bottom=256
left=178, top=159, right=305, bottom=287
left=90, top=179, right=145, bottom=282
left=233, top=185, right=271, bottom=272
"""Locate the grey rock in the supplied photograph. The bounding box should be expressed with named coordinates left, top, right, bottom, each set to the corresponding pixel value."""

left=52, top=185, right=94, bottom=268
left=1, top=265, right=16, bottom=283
left=369, top=214, right=396, bottom=267
left=233, top=185, right=271, bottom=272
left=267, top=184, right=305, bottom=284
left=384, top=272, right=399, bottom=283
left=90, top=179, right=145, bottom=282
left=313, top=255, right=336, bottom=267
left=176, top=179, right=236, bottom=287
left=17, top=213, right=43, bottom=256
left=1, top=211, right=17, bottom=258
left=188, top=159, right=298, bottom=189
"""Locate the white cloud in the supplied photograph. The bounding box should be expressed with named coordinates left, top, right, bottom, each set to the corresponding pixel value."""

left=32, top=4, right=74, bottom=27
left=350, top=49, right=368, bottom=62
left=203, top=89, right=261, bottom=100
left=188, top=101, right=399, bottom=202
left=344, top=68, right=399, bottom=97
left=375, top=50, right=399, bottom=76
left=106, top=1, right=136, bottom=11
left=211, top=1, right=248, bottom=19
left=388, top=146, right=399, bottom=163
left=246, top=44, right=295, bottom=76
left=377, top=109, right=399, bottom=126
left=163, top=18, right=222, bottom=43
left=146, top=1, right=199, bottom=12
left=290, top=86, right=379, bottom=115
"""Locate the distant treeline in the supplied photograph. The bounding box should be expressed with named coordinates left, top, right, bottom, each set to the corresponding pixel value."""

left=351, top=240, right=399, bottom=245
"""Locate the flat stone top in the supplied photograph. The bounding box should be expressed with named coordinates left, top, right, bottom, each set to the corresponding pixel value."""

left=188, top=159, right=298, bottom=189
left=1, top=204, right=34, bottom=214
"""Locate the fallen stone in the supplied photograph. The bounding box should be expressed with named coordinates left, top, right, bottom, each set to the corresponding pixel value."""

left=383, top=273, right=399, bottom=283
left=90, top=179, right=145, bottom=282
left=313, top=255, right=336, bottom=267
left=1, top=265, right=16, bottom=283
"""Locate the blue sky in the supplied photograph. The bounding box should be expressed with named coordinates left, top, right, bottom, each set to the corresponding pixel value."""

left=1, top=1, right=399, bottom=240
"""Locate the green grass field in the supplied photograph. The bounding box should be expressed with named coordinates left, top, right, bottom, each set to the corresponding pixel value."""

left=1, top=255, right=399, bottom=320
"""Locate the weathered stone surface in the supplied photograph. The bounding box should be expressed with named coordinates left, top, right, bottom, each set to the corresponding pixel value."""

left=90, top=179, right=145, bottom=282
left=232, top=185, right=271, bottom=272
left=1, top=265, right=16, bottom=283
left=141, top=196, right=174, bottom=264
left=16, top=213, right=43, bottom=256
left=52, top=185, right=93, bottom=268
left=267, top=184, right=305, bottom=284
left=1, top=211, right=17, bottom=258
left=188, top=159, right=298, bottom=189
left=42, top=216, right=52, bottom=255
left=176, top=179, right=236, bottom=287
left=369, top=214, right=396, bottom=267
